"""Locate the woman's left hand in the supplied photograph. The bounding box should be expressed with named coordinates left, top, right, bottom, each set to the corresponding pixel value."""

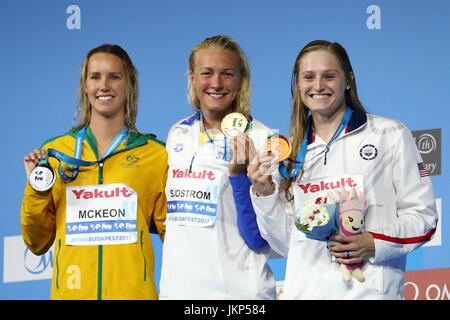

left=328, top=232, right=375, bottom=264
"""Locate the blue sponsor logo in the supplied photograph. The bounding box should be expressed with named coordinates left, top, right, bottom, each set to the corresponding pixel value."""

left=174, top=143, right=184, bottom=152
left=24, top=248, right=53, bottom=275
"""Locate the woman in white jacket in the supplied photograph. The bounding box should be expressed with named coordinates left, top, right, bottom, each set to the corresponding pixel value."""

left=159, top=35, right=275, bottom=299
left=247, top=40, right=438, bottom=299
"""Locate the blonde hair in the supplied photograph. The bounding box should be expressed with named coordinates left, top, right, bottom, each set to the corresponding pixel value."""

left=73, top=44, right=139, bottom=133
left=187, top=35, right=251, bottom=118
left=285, top=40, right=367, bottom=198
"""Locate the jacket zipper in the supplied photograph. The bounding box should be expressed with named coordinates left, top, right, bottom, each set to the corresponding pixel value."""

left=324, top=146, right=329, bottom=165
left=56, top=238, right=61, bottom=290
left=92, top=138, right=148, bottom=299
left=97, top=160, right=104, bottom=300
left=140, top=230, right=147, bottom=281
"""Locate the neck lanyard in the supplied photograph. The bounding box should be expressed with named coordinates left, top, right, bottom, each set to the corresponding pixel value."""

left=279, top=106, right=353, bottom=178
left=46, top=127, right=128, bottom=182
left=199, top=112, right=228, bottom=161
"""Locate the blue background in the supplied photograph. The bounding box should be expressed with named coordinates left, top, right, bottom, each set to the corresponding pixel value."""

left=1, top=0, right=448, bottom=299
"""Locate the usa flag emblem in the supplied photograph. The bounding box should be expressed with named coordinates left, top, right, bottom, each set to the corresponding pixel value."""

left=418, top=162, right=430, bottom=177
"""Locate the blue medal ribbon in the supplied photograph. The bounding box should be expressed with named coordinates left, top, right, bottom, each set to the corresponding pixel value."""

left=46, top=127, right=127, bottom=182
left=279, top=106, right=353, bottom=178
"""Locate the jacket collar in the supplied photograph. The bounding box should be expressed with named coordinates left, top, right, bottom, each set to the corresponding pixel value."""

left=307, top=107, right=367, bottom=144
left=178, top=111, right=254, bottom=127
left=68, top=127, right=149, bottom=159
left=179, top=112, right=200, bottom=126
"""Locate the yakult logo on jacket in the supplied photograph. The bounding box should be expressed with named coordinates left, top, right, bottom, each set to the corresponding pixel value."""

left=298, top=177, right=358, bottom=194
left=172, top=168, right=216, bottom=181
left=71, top=187, right=133, bottom=199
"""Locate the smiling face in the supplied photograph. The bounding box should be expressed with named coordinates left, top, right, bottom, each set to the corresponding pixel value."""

left=85, top=53, right=127, bottom=121
left=298, top=49, right=348, bottom=118
left=189, top=48, right=242, bottom=118
left=340, top=210, right=364, bottom=235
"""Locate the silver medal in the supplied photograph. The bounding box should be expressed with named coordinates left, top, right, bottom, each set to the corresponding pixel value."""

left=29, top=164, right=56, bottom=192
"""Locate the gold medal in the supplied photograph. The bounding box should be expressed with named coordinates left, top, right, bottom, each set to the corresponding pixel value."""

left=221, top=112, right=248, bottom=138
left=266, top=134, right=292, bottom=161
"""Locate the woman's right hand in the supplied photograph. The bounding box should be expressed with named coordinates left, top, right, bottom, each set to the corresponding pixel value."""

left=24, top=149, right=46, bottom=181
left=247, top=152, right=278, bottom=197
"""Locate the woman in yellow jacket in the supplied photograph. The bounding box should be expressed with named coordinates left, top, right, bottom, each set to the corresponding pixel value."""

left=21, top=44, right=167, bottom=300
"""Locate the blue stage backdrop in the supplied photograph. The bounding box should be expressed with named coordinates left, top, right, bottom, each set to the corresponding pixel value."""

left=1, top=0, right=448, bottom=300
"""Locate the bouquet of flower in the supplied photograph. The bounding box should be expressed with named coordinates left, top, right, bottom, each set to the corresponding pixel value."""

left=294, top=196, right=339, bottom=241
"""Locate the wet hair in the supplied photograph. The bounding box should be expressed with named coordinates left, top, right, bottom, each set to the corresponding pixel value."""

left=73, top=44, right=139, bottom=133
left=285, top=40, right=367, bottom=198
left=187, top=35, right=251, bottom=118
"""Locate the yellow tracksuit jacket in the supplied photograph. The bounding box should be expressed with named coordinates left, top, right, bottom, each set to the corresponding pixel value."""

left=21, top=128, right=167, bottom=299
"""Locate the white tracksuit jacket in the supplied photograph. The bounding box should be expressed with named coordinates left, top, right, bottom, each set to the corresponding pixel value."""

left=159, top=113, right=276, bottom=299
left=251, top=111, right=438, bottom=299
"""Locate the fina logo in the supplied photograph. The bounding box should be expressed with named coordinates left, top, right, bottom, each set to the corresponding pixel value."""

left=24, top=248, right=53, bottom=275
left=416, top=133, right=436, bottom=154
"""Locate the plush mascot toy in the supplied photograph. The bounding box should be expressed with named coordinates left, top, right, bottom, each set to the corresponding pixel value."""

left=336, top=187, right=367, bottom=283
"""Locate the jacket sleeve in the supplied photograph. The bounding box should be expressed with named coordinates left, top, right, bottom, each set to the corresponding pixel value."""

left=152, top=148, right=168, bottom=242
left=229, top=173, right=268, bottom=251
left=370, top=125, right=438, bottom=264
left=21, top=183, right=56, bottom=255
left=250, top=175, right=294, bottom=258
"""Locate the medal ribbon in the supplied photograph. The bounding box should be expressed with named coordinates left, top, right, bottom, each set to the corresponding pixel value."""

left=46, top=127, right=127, bottom=182
left=279, top=106, right=353, bottom=178
left=200, top=112, right=229, bottom=161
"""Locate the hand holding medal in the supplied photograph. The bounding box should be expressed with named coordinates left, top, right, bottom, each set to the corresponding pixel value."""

left=246, top=133, right=292, bottom=196
left=222, top=112, right=252, bottom=175
left=24, top=149, right=56, bottom=192
left=265, top=134, right=292, bottom=162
